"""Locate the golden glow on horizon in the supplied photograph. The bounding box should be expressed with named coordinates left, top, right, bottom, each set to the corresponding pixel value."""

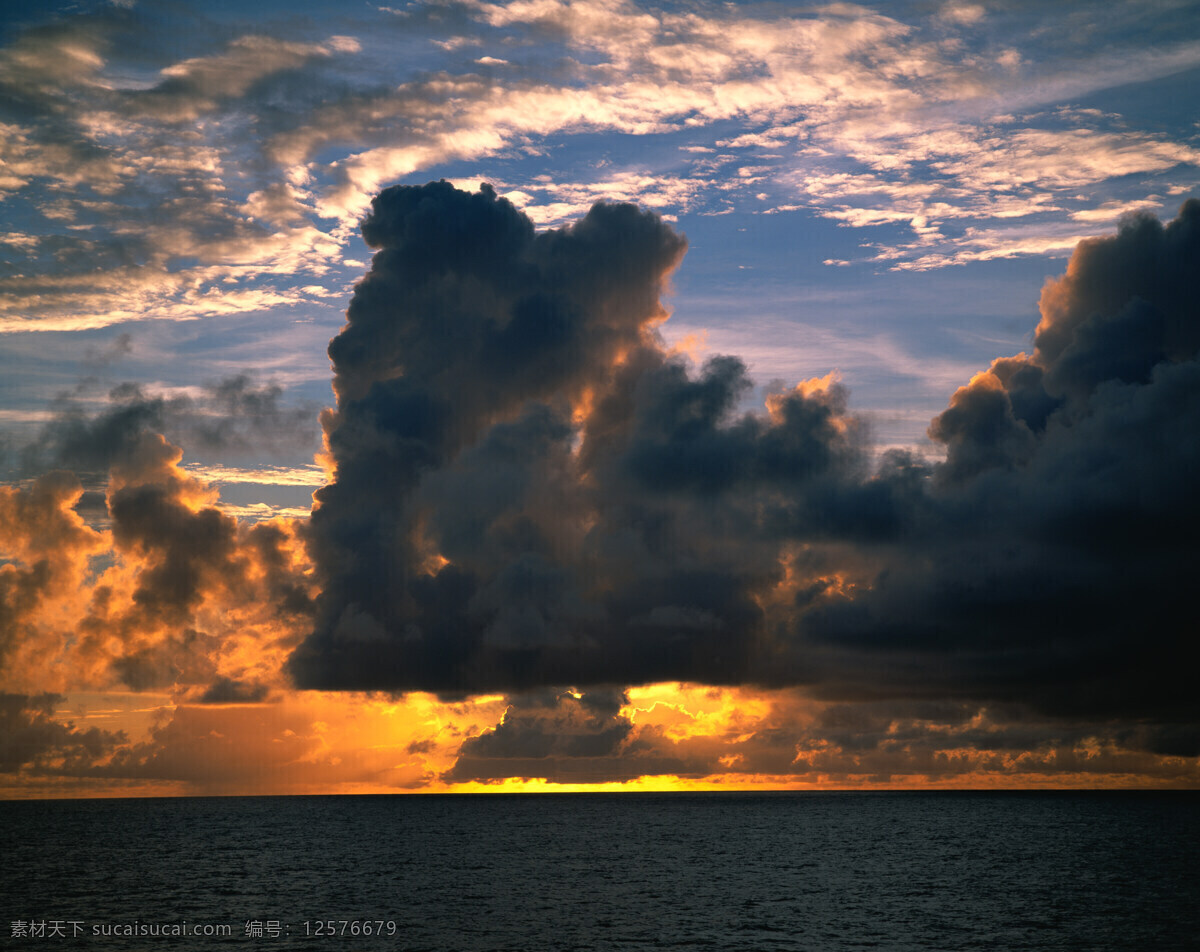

left=623, top=683, right=776, bottom=742
left=2, top=679, right=1192, bottom=799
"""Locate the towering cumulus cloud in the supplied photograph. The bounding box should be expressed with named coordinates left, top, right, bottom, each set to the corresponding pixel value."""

left=801, top=200, right=1200, bottom=752
left=854, top=199, right=1200, bottom=744
left=290, top=185, right=1199, bottom=755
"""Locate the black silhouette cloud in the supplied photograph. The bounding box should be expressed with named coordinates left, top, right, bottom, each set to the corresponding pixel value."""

left=287, top=185, right=1198, bottom=753
left=800, top=201, right=1200, bottom=742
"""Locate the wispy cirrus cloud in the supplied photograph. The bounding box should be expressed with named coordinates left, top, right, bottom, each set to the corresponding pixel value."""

left=2, top=0, right=1199, bottom=335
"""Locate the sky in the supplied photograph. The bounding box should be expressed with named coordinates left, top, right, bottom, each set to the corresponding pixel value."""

left=1, top=0, right=1198, bottom=797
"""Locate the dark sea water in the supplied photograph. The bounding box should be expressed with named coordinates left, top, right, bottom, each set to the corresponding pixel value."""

left=1, top=792, right=1197, bottom=951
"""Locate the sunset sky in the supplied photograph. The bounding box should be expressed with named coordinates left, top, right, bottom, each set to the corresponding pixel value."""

left=2, top=0, right=1198, bottom=797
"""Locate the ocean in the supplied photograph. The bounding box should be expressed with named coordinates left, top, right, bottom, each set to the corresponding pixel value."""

left=1, top=792, right=1197, bottom=950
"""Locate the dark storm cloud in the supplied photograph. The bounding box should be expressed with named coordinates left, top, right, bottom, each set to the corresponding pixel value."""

left=442, top=688, right=712, bottom=784
left=798, top=200, right=1200, bottom=731
left=292, top=181, right=707, bottom=693
left=293, top=185, right=910, bottom=696
left=288, top=184, right=905, bottom=698
left=196, top=677, right=270, bottom=704
left=0, top=692, right=124, bottom=773
left=289, top=185, right=1198, bottom=755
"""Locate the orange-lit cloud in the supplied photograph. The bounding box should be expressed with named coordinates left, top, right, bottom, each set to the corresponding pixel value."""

left=1, top=419, right=314, bottom=701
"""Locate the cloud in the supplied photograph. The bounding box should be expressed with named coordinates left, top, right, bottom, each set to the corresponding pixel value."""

left=290, top=181, right=690, bottom=693
left=0, top=14, right=360, bottom=332
left=3, top=179, right=1197, bottom=787
left=15, top=374, right=318, bottom=483
left=1, top=472, right=108, bottom=687
left=3, top=0, right=1199, bottom=791
left=798, top=200, right=1200, bottom=737
left=179, top=463, right=328, bottom=488
left=3, top=0, right=1199, bottom=341
left=195, top=676, right=270, bottom=704
left=134, top=35, right=358, bottom=122
left=792, top=118, right=1200, bottom=268
left=443, top=689, right=648, bottom=784
left=938, top=3, right=985, bottom=27
left=81, top=332, right=134, bottom=369
left=442, top=684, right=1200, bottom=787
left=285, top=185, right=1200, bottom=766
left=1, top=390, right=315, bottom=699
left=0, top=692, right=125, bottom=773
left=496, top=171, right=709, bottom=226
left=287, top=184, right=878, bottom=698
left=71, top=691, right=478, bottom=793
left=4, top=682, right=1195, bottom=793
left=79, top=430, right=312, bottom=688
